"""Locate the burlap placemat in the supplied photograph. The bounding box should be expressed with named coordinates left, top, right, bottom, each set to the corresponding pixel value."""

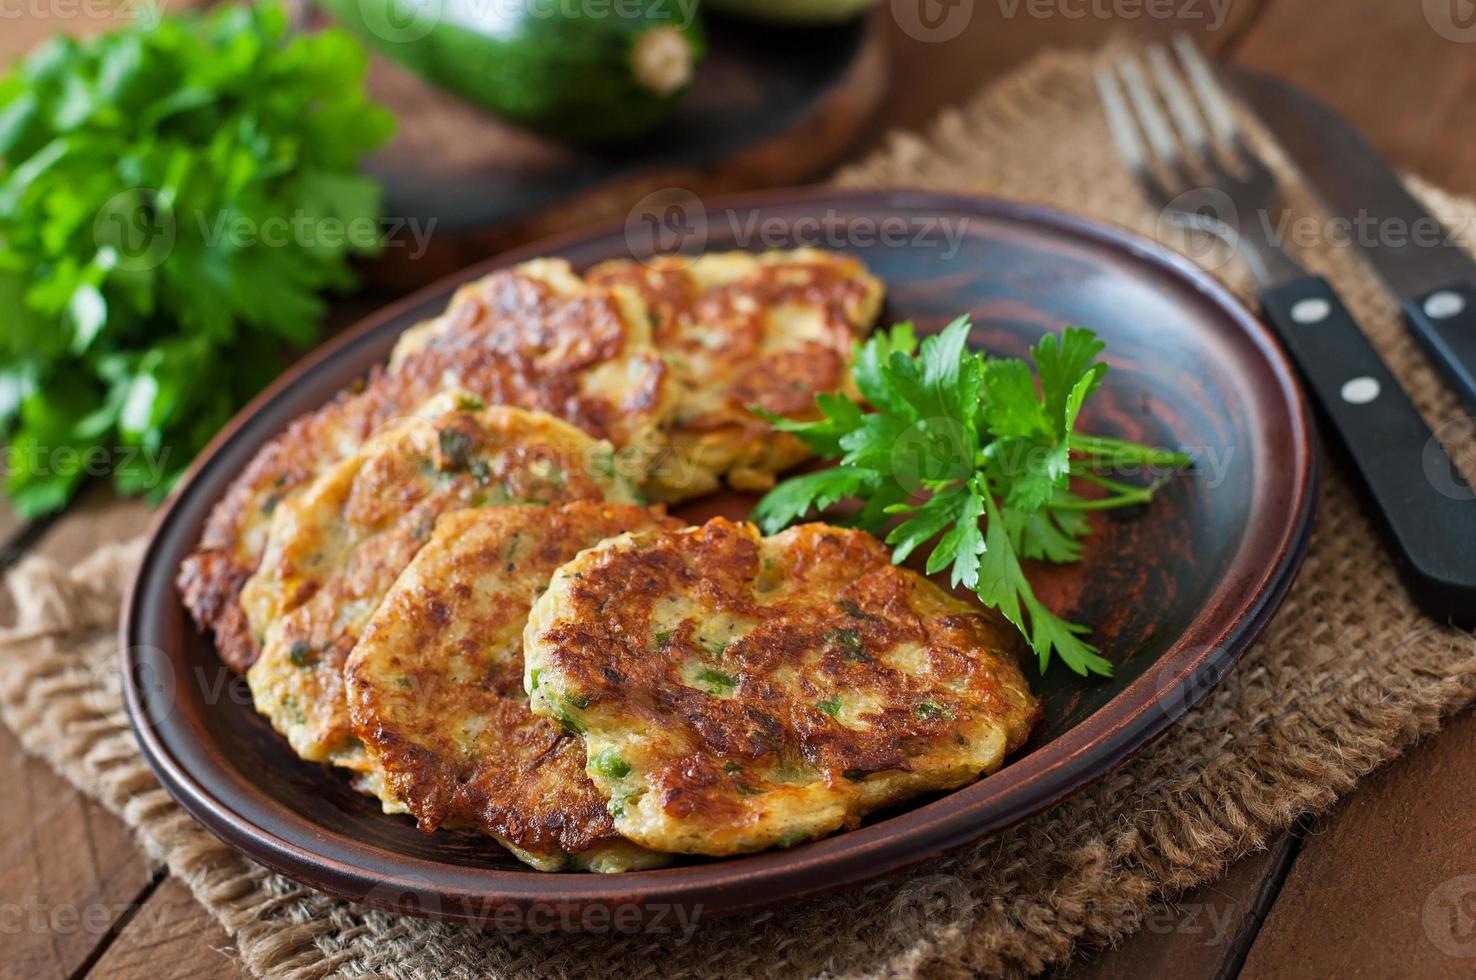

left=4, top=43, right=1476, bottom=979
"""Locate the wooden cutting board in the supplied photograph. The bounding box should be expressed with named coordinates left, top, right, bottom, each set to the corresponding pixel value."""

left=355, top=9, right=889, bottom=288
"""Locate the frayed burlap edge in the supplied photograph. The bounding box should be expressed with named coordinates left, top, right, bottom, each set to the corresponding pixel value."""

left=3, top=42, right=1476, bottom=979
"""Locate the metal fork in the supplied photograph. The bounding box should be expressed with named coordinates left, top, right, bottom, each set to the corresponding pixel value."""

left=1097, top=37, right=1476, bottom=624
left=1097, top=36, right=1304, bottom=286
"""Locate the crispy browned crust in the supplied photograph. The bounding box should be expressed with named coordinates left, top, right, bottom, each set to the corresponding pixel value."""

left=241, top=405, right=637, bottom=776
left=345, top=504, right=682, bottom=862
left=587, top=250, right=882, bottom=496
left=525, top=518, right=1040, bottom=855
left=179, top=266, right=671, bottom=673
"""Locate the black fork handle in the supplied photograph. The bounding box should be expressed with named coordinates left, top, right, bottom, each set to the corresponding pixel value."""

left=1261, top=276, right=1476, bottom=625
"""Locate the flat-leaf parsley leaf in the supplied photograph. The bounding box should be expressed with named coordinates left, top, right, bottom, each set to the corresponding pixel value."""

left=753, top=318, right=1191, bottom=678
left=0, top=1, right=394, bottom=515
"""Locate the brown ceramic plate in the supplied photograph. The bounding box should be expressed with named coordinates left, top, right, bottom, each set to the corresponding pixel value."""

left=121, top=189, right=1316, bottom=928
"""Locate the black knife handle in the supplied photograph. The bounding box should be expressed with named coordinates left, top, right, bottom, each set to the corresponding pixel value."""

left=1404, top=283, right=1476, bottom=410
left=1261, top=276, right=1476, bottom=625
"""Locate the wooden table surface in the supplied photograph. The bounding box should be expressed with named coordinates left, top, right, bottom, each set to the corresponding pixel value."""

left=4, top=2, right=1476, bottom=977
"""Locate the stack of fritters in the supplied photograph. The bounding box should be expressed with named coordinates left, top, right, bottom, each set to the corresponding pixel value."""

left=179, top=248, right=1040, bottom=872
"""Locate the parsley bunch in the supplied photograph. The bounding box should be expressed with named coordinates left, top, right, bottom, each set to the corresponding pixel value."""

left=0, top=1, right=394, bottom=515
left=753, top=318, right=1190, bottom=677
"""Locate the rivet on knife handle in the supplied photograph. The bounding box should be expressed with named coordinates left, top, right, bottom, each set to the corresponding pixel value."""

left=1404, top=283, right=1476, bottom=409
left=1261, top=275, right=1476, bottom=626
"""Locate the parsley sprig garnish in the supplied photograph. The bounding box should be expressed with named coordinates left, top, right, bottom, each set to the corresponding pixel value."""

left=752, top=317, right=1190, bottom=677
left=0, top=1, right=393, bottom=515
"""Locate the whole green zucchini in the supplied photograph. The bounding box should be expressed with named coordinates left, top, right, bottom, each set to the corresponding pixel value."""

left=317, top=0, right=706, bottom=143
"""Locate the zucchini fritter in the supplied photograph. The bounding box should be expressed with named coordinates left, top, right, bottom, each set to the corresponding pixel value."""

left=523, top=517, right=1039, bottom=856
left=586, top=248, right=883, bottom=499
left=345, top=503, right=681, bottom=872
left=242, top=401, right=639, bottom=792
left=179, top=259, right=674, bottom=674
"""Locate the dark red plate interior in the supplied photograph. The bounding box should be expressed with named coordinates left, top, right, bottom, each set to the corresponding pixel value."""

left=121, top=189, right=1316, bottom=926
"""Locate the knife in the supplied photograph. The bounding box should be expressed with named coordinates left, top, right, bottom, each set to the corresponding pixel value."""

left=1226, top=68, right=1476, bottom=624
left=1235, top=70, right=1476, bottom=411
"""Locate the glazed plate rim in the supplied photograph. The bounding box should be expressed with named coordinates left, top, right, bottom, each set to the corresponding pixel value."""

left=121, top=187, right=1318, bottom=923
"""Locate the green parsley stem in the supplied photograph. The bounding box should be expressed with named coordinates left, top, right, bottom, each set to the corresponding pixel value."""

left=1070, top=434, right=1192, bottom=468
left=1049, top=472, right=1166, bottom=510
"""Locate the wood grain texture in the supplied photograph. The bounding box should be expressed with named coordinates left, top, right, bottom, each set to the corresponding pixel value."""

left=87, top=877, right=246, bottom=980
left=1239, top=708, right=1476, bottom=980
left=0, top=488, right=157, bottom=980
left=0, top=725, right=155, bottom=980
left=1236, top=0, right=1476, bottom=197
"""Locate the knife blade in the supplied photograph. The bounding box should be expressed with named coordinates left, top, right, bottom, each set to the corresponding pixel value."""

left=1234, top=69, right=1476, bottom=410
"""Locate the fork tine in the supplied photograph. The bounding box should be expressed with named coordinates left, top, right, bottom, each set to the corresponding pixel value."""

left=1094, top=66, right=1150, bottom=178
left=1171, top=34, right=1240, bottom=148
left=1146, top=43, right=1211, bottom=161
left=1115, top=56, right=1185, bottom=177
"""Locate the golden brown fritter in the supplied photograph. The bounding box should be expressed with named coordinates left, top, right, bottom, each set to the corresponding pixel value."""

left=242, top=401, right=640, bottom=791
left=586, top=249, right=883, bottom=498
left=345, top=503, right=681, bottom=871
left=523, top=517, right=1039, bottom=856
left=178, top=259, right=673, bottom=674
